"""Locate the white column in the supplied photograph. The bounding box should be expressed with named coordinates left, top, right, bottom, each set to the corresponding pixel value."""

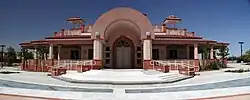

left=210, top=46, right=214, bottom=59
left=186, top=45, right=190, bottom=59
left=143, top=39, right=152, bottom=60
left=93, top=40, right=102, bottom=60
left=34, top=47, right=37, bottom=59
left=57, top=45, right=61, bottom=60
left=194, top=44, right=198, bottom=59
left=44, top=53, right=47, bottom=60
left=49, top=44, right=53, bottom=59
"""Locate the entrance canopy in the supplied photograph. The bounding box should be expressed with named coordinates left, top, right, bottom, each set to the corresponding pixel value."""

left=92, top=7, right=154, bottom=40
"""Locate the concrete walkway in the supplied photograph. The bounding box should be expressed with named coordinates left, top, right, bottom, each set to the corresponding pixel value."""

left=0, top=63, right=250, bottom=99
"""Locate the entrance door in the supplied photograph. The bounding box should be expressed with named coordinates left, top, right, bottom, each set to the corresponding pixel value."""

left=116, top=47, right=123, bottom=68
left=115, top=39, right=132, bottom=69
left=123, top=47, right=131, bottom=68
left=116, top=47, right=131, bottom=68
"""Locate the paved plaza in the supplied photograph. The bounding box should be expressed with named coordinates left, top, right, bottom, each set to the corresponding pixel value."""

left=0, top=63, right=250, bottom=99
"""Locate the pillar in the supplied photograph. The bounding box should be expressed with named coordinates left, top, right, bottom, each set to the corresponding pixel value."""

left=194, top=44, right=198, bottom=59
left=57, top=45, right=61, bottom=60
left=186, top=45, right=190, bottom=59
left=34, top=47, right=37, bottom=59
left=93, top=40, right=102, bottom=60
left=143, top=40, right=152, bottom=60
left=210, top=46, right=214, bottom=59
left=143, top=32, right=152, bottom=69
left=49, top=44, right=54, bottom=59
left=92, top=32, right=103, bottom=69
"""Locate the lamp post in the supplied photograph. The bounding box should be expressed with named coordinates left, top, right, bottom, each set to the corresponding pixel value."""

left=0, top=45, right=5, bottom=68
left=238, top=41, right=244, bottom=62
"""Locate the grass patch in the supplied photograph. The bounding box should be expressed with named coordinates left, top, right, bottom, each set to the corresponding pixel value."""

left=0, top=71, right=20, bottom=74
left=225, top=69, right=250, bottom=73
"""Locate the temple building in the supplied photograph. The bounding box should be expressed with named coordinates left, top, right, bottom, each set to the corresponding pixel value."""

left=20, top=7, right=229, bottom=76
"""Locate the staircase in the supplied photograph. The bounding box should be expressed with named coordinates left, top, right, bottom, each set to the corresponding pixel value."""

left=158, top=72, right=192, bottom=83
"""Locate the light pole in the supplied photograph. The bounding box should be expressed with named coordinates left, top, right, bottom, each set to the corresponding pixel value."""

left=0, top=45, right=5, bottom=68
left=238, top=41, right=244, bottom=61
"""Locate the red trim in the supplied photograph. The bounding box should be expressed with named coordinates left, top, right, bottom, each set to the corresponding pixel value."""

left=155, top=35, right=203, bottom=39
left=45, top=35, right=91, bottom=39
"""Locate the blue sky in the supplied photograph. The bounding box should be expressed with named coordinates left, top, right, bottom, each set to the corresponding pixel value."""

left=0, top=0, right=250, bottom=56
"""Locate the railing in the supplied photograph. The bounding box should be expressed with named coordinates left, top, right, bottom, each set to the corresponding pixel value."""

left=153, top=25, right=164, bottom=33
left=153, top=25, right=194, bottom=36
left=56, top=60, right=95, bottom=70
left=54, top=25, right=93, bottom=36
left=150, top=59, right=198, bottom=75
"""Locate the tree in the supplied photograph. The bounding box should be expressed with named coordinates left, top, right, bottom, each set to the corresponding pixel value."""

left=18, top=48, right=33, bottom=61
left=217, top=47, right=229, bottom=60
left=36, top=47, right=48, bottom=59
left=6, top=47, right=16, bottom=66
left=217, top=47, right=230, bottom=68
left=227, top=55, right=239, bottom=61
left=241, top=49, right=250, bottom=62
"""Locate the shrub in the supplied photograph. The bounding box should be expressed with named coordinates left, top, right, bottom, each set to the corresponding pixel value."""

left=224, top=68, right=250, bottom=73
left=209, top=61, right=220, bottom=70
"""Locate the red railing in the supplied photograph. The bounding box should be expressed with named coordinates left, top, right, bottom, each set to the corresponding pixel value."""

left=22, top=59, right=97, bottom=72
left=150, top=59, right=199, bottom=75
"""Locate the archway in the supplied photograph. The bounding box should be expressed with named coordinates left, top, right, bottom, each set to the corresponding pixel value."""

left=92, top=7, right=154, bottom=40
left=112, top=36, right=135, bottom=69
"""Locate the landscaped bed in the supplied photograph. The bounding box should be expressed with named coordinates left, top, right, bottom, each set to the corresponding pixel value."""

left=0, top=71, right=20, bottom=74
left=225, top=69, right=250, bottom=73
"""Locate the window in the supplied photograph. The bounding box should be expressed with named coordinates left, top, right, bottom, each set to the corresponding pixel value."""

left=106, top=53, right=110, bottom=57
left=137, top=53, right=141, bottom=58
left=137, top=46, right=141, bottom=51
left=152, top=49, right=159, bottom=60
left=105, top=59, right=110, bottom=64
left=88, top=49, right=93, bottom=59
left=170, top=50, right=178, bottom=59
left=106, top=47, right=110, bottom=51
left=71, top=50, right=80, bottom=60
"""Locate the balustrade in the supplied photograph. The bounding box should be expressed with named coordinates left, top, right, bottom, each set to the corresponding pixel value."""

left=54, top=25, right=92, bottom=36
left=153, top=25, right=194, bottom=36
left=150, top=59, right=198, bottom=75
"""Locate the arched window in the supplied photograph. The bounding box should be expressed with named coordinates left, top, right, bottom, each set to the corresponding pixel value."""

left=116, top=40, right=130, bottom=47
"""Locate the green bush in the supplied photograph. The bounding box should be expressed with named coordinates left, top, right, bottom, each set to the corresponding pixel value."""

left=225, top=68, right=250, bottom=73
left=209, top=61, right=220, bottom=70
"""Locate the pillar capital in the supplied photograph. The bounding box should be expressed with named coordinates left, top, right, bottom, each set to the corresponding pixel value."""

left=142, top=32, right=152, bottom=40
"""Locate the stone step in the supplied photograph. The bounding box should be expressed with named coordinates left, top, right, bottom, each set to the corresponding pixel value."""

left=161, top=75, right=189, bottom=82
left=142, top=70, right=163, bottom=75
left=159, top=73, right=187, bottom=80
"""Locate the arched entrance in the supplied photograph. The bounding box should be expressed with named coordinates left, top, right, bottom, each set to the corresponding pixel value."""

left=113, top=36, right=135, bottom=69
